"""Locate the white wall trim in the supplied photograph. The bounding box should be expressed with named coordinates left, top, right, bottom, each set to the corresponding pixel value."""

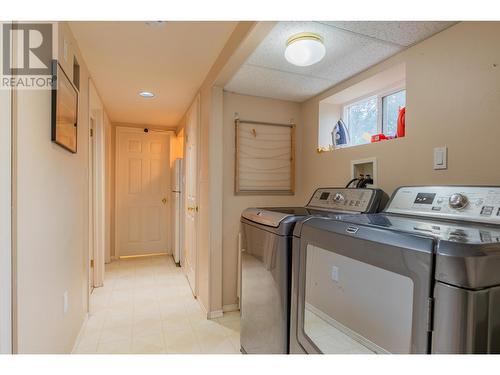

left=208, top=310, right=224, bottom=319
left=208, top=86, right=224, bottom=315
left=222, top=304, right=239, bottom=313
left=88, top=80, right=106, bottom=290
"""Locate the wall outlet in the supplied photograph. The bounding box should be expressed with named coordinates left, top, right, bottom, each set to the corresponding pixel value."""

left=63, top=291, right=69, bottom=314
left=331, top=266, right=339, bottom=282
left=63, top=39, right=69, bottom=62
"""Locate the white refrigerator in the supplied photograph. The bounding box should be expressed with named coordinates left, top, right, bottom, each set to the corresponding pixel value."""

left=171, top=158, right=184, bottom=265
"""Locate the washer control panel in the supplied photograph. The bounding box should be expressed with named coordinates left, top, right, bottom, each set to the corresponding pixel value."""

left=307, top=188, right=376, bottom=213
left=386, top=186, right=500, bottom=224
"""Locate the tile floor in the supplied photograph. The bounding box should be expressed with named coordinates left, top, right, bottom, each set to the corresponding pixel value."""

left=73, top=255, right=240, bottom=354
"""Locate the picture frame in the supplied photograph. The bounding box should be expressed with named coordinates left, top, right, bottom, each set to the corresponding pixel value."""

left=51, top=59, right=78, bottom=153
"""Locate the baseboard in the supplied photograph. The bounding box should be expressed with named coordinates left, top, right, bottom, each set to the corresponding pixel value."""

left=208, top=310, right=224, bottom=319
left=71, top=313, right=89, bottom=354
left=196, top=298, right=224, bottom=319
left=223, top=304, right=239, bottom=312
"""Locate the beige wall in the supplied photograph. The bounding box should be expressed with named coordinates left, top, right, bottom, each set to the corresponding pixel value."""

left=13, top=22, right=111, bottom=353
left=300, top=21, right=500, bottom=201
left=222, top=92, right=303, bottom=307
left=0, top=23, right=13, bottom=353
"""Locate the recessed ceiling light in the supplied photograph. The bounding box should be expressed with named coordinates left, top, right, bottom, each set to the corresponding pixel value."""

left=285, top=32, right=326, bottom=67
left=138, top=90, right=155, bottom=98
left=145, top=21, right=166, bottom=27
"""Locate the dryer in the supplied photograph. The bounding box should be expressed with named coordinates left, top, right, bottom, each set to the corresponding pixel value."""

left=240, top=187, right=386, bottom=354
left=290, top=186, right=500, bottom=354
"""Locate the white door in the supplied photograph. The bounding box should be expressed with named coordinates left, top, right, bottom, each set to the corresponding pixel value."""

left=116, top=128, right=170, bottom=256
left=184, top=97, right=200, bottom=293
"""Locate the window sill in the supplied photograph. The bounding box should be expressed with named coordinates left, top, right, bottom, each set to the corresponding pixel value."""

left=317, top=135, right=405, bottom=153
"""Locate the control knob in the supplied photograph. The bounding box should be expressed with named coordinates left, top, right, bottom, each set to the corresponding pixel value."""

left=449, top=193, right=469, bottom=210
left=333, top=193, right=345, bottom=202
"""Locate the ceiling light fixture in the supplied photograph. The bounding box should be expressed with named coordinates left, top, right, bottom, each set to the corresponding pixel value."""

left=138, top=90, right=155, bottom=98
left=285, top=32, right=326, bottom=67
left=145, top=21, right=166, bottom=27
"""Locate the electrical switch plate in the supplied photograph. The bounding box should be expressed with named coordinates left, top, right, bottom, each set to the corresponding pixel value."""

left=63, top=291, right=68, bottom=314
left=331, top=266, right=339, bottom=282
left=63, top=39, right=69, bottom=62
left=434, top=146, right=447, bottom=170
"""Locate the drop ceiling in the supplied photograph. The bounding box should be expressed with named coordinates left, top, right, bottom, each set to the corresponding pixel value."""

left=69, top=21, right=237, bottom=127
left=225, top=21, right=456, bottom=102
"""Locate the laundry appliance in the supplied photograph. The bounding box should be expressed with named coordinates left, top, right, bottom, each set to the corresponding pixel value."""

left=290, top=185, right=500, bottom=354
left=240, top=187, right=386, bottom=354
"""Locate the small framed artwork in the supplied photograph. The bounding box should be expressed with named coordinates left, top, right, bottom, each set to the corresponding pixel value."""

left=51, top=59, right=78, bottom=153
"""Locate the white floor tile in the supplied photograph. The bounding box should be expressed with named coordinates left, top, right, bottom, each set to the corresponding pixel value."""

left=77, top=255, right=240, bottom=354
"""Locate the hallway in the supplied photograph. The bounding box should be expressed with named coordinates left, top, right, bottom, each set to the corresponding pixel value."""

left=73, top=255, right=240, bottom=354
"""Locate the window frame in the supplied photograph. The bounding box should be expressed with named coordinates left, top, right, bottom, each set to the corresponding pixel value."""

left=379, top=86, right=406, bottom=135
left=341, top=82, right=405, bottom=147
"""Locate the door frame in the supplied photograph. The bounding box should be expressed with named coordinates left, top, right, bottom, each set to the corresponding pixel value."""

left=88, top=110, right=106, bottom=295
left=114, top=126, right=175, bottom=258
left=184, top=95, right=201, bottom=296
left=0, top=53, right=13, bottom=355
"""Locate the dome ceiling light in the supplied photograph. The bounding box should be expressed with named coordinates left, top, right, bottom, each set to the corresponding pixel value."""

left=138, top=90, right=155, bottom=98
left=284, top=32, right=326, bottom=67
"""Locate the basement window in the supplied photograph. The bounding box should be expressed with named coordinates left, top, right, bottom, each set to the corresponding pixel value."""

left=382, top=89, right=406, bottom=136
left=342, top=87, right=406, bottom=147
left=318, top=63, right=406, bottom=151
left=343, top=95, right=378, bottom=146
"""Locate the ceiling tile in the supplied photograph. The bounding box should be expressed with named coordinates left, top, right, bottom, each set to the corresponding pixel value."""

left=321, top=21, right=456, bottom=46
left=225, top=64, right=333, bottom=102
left=246, top=21, right=402, bottom=81
left=225, top=21, right=456, bottom=102
left=314, top=40, right=402, bottom=86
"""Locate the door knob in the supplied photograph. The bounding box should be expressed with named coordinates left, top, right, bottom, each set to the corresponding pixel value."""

left=162, top=198, right=167, bottom=204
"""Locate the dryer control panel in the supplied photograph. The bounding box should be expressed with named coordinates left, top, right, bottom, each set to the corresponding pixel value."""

left=306, top=188, right=378, bottom=213
left=386, top=186, right=500, bottom=224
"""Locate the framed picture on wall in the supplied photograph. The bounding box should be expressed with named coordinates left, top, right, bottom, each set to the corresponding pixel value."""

left=51, top=59, right=78, bottom=153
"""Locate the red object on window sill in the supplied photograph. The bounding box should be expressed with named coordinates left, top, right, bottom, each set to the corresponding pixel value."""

left=397, top=106, right=406, bottom=138
left=371, top=134, right=388, bottom=142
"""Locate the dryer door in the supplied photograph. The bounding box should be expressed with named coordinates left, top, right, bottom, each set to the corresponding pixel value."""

left=295, top=219, right=435, bottom=354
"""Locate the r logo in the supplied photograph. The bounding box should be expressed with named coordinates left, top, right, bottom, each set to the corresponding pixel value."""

left=2, top=23, right=52, bottom=75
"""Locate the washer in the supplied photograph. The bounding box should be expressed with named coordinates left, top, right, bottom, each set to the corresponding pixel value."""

left=240, top=187, right=386, bottom=354
left=290, top=186, right=500, bottom=354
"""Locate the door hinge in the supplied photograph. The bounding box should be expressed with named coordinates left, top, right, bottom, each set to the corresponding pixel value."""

left=90, top=259, right=94, bottom=268
left=90, top=128, right=94, bottom=137
left=427, top=297, right=434, bottom=332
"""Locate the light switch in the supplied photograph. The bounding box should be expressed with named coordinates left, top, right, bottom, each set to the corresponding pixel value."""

left=434, top=146, right=447, bottom=170
left=63, top=291, right=69, bottom=314
left=331, top=266, right=339, bottom=282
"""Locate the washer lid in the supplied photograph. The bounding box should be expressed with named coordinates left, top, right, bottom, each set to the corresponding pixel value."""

left=241, top=208, right=301, bottom=227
